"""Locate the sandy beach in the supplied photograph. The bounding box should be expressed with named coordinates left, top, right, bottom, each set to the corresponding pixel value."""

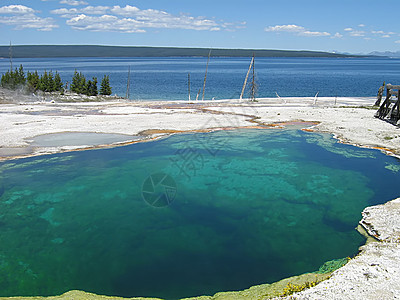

left=0, top=92, right=399, bottom=299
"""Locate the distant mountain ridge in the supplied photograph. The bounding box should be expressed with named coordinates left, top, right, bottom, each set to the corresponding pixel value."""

left=368, top=51, right=400, bottom=57
left=0, top=45, right=361, bottom=58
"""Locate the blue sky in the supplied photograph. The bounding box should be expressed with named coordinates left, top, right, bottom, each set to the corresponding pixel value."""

left=1, top=0, right=400, bottom=53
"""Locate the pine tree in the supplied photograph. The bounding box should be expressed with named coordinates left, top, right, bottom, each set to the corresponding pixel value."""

left=47, top=71, right=55, bottom=92
left=27, top=71, right=40, bottom=92
left=91, top=77, right=98, bottom=96
left=70, top=70, right=79, bottom=93
left=17, top=65, right=26, bottom=85
left=78, top=72, right=86, bottom=94
left=92, top=77, right=99, bottom=96
left=70, top=70, right=86, bottom=94
left=85, top=77, right=98, bottom=96
left=54, top=71, right=63, bottom=92
left=39, top=71, right=49, bottom=92
left=85, top=79, right=93, bottom=96
left=0, top=71, right=12, bottom=89
left=100, top=75, right=112, bottom=95
left=0, top=65, right=26, bottom=90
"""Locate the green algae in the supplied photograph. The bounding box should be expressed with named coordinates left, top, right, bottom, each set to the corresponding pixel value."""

left=0, top=129, right=399, bottom=299
left=316, top=257, right=350, bottom=274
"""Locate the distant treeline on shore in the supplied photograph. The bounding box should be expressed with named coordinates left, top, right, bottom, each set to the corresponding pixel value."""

left=0, top=45, right=362, bottom=58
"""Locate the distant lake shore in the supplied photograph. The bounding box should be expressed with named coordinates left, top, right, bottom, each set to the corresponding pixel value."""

left=0, top=45, right=364, bottom=58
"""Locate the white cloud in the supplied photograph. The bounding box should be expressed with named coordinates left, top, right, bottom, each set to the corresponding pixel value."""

left=51, top=8, right=76, bottom=15
left=301, top=30, right=330, bottom=37
left=265, top=24, right=330, bottom=37
left=395, top=40, right=400, bottom=44
left=60, top=0, right=88, bottom=6
left=0, top=5, right=58, bottom=31
left=265, top=24, right=305, bottom=33
left=66, top=14, right=145, bottom=33
left=0, top=5, right=36, bottom=14
left=0, top=15, right=58, bottom=31
left=110, top=5, right=141, bottom=16
left=222, top=21, right=246, bottom=32
left=343, top=26, right=399, bottom=39
left=51, top=6, right=109, bottom=16
left=109, top=5, right=220, bottom=30
left=332, top=32, right=343, bottom=38
left=349, top=30, right=365, bottom=37
left=371, top=30, right=396, bottom=38
left=52, top=5, right=233, bottom=32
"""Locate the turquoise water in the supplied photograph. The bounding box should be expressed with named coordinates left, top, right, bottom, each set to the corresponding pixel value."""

left=0, top=129, right=400, bottom=299
left=1, top=57, right=399, bottom=100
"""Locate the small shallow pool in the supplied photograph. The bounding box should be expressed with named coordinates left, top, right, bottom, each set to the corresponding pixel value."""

left=30, top=132, right=137, bottom=147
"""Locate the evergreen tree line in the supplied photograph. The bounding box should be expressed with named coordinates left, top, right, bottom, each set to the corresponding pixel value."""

left=0, top=65, right=63, bottom=93
left=1, top=65, right=112, bottom=96
left=1, top=65, right=25, bottom=89
left=70, top=71, right=112, bottom=96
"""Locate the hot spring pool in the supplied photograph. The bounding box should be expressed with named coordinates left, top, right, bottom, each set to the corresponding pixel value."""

left=0, top=128, right=399, bottom=299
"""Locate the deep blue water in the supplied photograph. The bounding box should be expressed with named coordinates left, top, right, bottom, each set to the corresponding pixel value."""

left=0, top=129, right=400, bottom=299
left=0, top=57, right=399, bottom=100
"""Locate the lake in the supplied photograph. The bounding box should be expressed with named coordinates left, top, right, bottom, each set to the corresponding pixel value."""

left=0, top=57, right=398, bottom=100
left=0, top=128, right=399, bottom=299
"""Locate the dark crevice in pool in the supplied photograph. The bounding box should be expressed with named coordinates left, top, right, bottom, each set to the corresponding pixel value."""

left=322, top=214, right=357, bottom=232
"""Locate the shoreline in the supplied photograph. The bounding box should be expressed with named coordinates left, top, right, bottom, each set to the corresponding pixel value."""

left=0, top=96, right=399, bottom=299
left=1, top=95, right=398, bottom=162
